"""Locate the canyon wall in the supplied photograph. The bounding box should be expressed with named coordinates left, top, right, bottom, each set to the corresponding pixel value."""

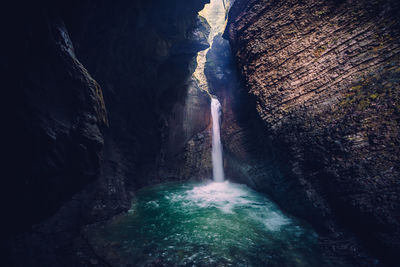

left=1, top=0, right=210, bottom=265
left=66, top=0, right=212, bottom=188
left=226, top=0, right=400, bottom=264
left=206, top=32, right=323, bottom=231
left=1, top=1, right=108, bottom=236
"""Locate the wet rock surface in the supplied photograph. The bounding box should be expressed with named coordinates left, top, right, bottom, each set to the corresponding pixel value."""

left=152, top=78, right=213, bottom=182
left=226, top=0, right=400, bottom=265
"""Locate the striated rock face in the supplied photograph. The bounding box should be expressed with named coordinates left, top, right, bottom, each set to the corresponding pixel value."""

left=205, top=32, right=323, bottom=229
left=154, top=78, right=213, bottom=181
left=226, top=0, right=400, bottom=264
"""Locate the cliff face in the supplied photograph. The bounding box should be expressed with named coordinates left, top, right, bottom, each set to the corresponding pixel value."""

left=226, top=0, right=400, bottom=264
left=1, top=0, right=210, bottom=265
left=2, top=3, right=108, bottom=236
left=66, top=0, right=211, bottom=188
left=206, top=33, right=323, bottom=232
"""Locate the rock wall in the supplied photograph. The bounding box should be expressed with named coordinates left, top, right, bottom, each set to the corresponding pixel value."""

left=226, top=0, right=400, bottom=264
left=154, top=78, right=213, bottom=182
left=1, top=0, right=211, bottom=265
left=206, top=33, right=323, bottom=231
left=66, top=0, right=211, bottom=187
left=1, top=2, right=108, bottom=237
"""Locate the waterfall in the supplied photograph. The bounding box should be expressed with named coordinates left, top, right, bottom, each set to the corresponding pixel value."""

left=211, top=98, right=225, bottom=182
left=194, top=0, right=228, bottom=182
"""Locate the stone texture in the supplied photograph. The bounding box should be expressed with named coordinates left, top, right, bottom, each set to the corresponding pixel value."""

left=1, top=8, right=107, bottom=237
left=153, top=78, right=213, bottom=182
left=226, top=0, right=400, bottom=264
left=67, top=0, right=211, bottom=187
left=1, top=0, right=211, bottom=265
left=206, top=34, right=322, bottom=227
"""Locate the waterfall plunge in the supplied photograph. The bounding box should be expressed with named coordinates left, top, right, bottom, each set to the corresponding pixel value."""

left=194, top=0, right=229, bottom=182
left=211, top=98, right=225, bottom=182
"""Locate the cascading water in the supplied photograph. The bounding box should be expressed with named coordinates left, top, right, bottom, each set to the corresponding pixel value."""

left=211, top=98, right=225, bottom=181
left=193, top=0, right=229, bottom=182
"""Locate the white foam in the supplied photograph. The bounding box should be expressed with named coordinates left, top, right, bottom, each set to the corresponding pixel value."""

left=182, top=182, right=291, bottom=231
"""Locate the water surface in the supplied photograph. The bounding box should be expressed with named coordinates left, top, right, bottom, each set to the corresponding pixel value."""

left=87, top=181, right=322, bottom=266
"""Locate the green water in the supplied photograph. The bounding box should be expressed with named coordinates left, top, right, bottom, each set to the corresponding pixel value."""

left=87, top=181, right=322, bottom=266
